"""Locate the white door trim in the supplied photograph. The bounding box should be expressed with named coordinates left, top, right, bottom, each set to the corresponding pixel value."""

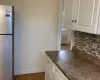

left=57, top=0, right=74, bottom=50
left=57, top=0, right=64, bottom=50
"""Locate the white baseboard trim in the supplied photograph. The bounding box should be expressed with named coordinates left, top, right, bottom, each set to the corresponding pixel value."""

left=14, top=68, right=45, bottom=75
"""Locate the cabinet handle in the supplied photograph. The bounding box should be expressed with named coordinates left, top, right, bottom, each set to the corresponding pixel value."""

left=75, top=20, right=77, bottom=22
left=72, top=20, right=74, bottom=22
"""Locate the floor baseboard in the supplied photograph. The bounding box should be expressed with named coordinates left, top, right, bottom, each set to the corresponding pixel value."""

left=14, top=68, right=45, bottom=75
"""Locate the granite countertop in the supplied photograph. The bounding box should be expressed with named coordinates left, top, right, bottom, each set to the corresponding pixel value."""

left=46, top=48, right=100, bottom=80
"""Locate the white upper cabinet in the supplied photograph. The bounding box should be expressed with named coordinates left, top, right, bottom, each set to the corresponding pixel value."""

left=75, top=0, right=100, bottom=33
left=63, top=0, right=76, bottom=30
left=63, top=0, right=100, bottom=34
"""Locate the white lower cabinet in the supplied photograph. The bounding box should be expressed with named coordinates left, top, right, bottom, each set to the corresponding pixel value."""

left=45, top=56, right=68, bottom=80
left=53, top=67, right=68, bottom=80
left=45, top=68, right=52, bottom=80
left=45, top=60, right=53, bottom=80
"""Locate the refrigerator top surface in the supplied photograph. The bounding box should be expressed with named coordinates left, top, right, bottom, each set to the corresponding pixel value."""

left=0, top=5, right=12, bottom=8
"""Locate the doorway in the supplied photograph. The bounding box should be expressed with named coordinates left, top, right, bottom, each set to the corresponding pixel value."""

left=57, top=0, right=73, bottom=50
left=60, top=28, right=72, bottom=50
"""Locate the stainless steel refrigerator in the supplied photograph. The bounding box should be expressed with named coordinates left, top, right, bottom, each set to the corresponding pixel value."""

left=0, top=5, right=14, bottom=80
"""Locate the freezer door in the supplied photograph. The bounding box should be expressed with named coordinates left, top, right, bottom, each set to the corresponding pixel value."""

left=0, top=35, right=12, bottom=80
left=0, top=5, right=12, bottom=34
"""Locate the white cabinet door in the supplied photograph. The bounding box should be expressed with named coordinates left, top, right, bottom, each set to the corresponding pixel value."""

left=45, top=68, right=52, bottom=80
left=63, top=0, right=76, bottom=30
left=75, top=0, right=100, bottom=33
left=45, top=60, right=53, bottom=80
left=53, top=67, right=68, bottom=80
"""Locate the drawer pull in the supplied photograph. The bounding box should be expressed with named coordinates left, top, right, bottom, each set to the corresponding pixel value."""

left=72, top=20, right=74, bottom=22
left=75, top=20, right=77, bottom=22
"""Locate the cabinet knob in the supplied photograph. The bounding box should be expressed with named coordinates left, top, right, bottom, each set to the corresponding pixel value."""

left=75, top=20, right=77, bottom=22
left=72, top=20, right=74, bottom=22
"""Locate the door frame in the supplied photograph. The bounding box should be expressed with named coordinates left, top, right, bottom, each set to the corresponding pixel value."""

left=57, top=0, right=74, bottom=50
left=57, top=0, right=64, bottom=50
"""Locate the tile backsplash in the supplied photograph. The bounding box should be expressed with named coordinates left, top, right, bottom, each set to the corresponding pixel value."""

left=74, top=31, right=100, bottom=58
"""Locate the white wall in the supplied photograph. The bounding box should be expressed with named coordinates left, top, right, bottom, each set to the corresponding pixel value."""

left=0, top=0, right=60, bottom=75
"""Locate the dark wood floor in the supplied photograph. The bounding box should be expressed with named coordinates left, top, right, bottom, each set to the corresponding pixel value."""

left=14, top=72, right=45, bottom=80
left=61, top=44, right=70, bottom=50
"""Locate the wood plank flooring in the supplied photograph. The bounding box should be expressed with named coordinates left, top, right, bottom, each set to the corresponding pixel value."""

left=14, top=72, right=45, bottom=80
left=61, top=44, right=70, bottom=50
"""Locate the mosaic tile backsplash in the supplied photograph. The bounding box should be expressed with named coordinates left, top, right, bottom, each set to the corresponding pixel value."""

left=74, top=31, right=100, bottom=59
